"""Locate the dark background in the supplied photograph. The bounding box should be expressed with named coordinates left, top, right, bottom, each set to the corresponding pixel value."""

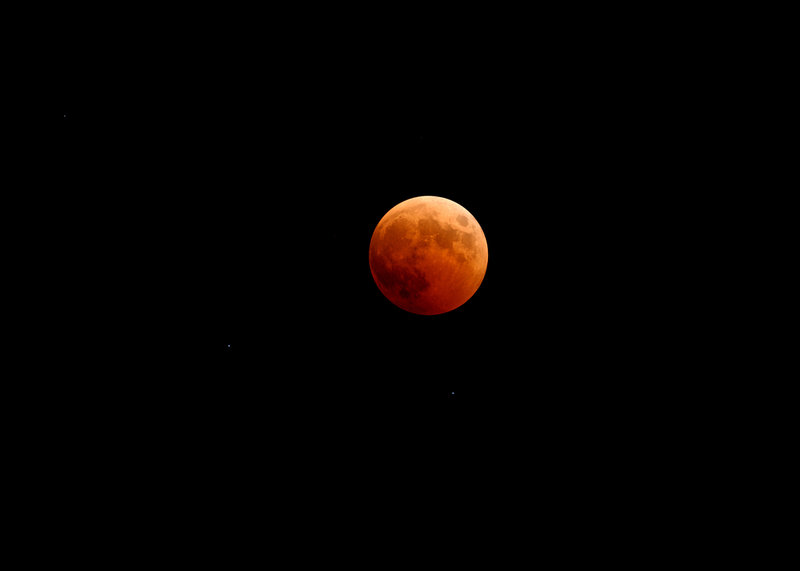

left=51, top=24, right=689, bottom=405
left=46, top=13, right=705, bottom=438
left=51, top=22, right=542, bottom=406
left=34, top=8, right=729, bottom=559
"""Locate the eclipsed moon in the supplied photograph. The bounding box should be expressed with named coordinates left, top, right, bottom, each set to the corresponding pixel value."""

left=369, top=196, right=488, bottom=315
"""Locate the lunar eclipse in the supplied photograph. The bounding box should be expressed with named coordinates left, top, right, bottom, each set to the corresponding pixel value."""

left=369, top=196, right=488, bottom=315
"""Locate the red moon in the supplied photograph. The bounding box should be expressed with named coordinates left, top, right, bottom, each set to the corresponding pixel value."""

left=369, top=196, right=488, bottom=315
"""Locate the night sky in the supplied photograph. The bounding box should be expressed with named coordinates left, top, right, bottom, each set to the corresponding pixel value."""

left=53, top=30, right=527, bottom=410
left=40, top=9, right=715, bottom=559
left=50, top=19, right=690, bottom=428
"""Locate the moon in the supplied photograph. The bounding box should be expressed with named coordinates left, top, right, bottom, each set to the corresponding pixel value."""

left=369, top=196, right=488, bottom=315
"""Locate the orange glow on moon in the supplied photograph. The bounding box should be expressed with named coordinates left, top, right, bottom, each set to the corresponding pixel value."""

left=369, top=196, right=488, bottom=315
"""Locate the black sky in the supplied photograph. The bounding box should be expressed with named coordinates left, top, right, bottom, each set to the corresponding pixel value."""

left=54, top=26, right=524, bottom=402
left=52, top=15, right=699, bottom=406
left=20, top=10, right=755, bottom=569
left=42, top=14, right=722, bottom=553
left=56, top=46, right=666, bottom=379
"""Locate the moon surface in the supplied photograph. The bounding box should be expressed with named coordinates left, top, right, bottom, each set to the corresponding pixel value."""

left=369, top=196, right=488, bottom=315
